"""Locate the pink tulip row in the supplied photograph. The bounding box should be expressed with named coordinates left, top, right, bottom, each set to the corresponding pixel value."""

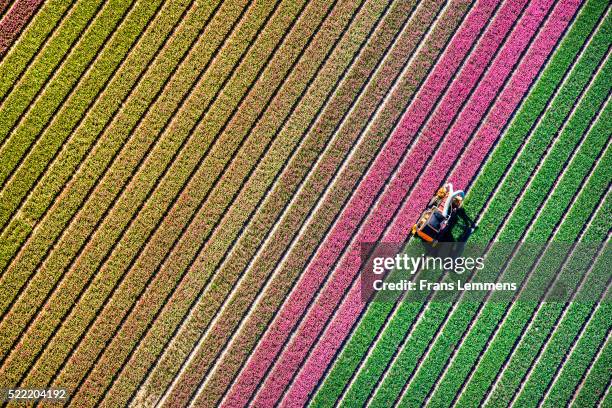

left=284, top=0, right=579, bottom=405
left=252, top=0, right=547, bottom=404
left=0, top=0, right=43, bottom=56
left=223, top=0, right=509, bottom=404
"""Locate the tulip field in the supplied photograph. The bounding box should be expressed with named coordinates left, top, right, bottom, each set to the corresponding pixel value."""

left=0, top=0, right=609, bottom=406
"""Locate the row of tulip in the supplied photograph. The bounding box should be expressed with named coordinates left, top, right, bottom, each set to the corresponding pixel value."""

left=13, top=0, right=319, bottom=402
left=456, top=100, right=611, bottom=407
left=216, top=0, right=485, bottom=406
left=440, top=95, right=612, bottom=408
left=50, top=0, right=371, bottom=406
left=0, top=0, right=113, bottom=160
left=0, top=0, right=165, bottom=235
left=398, top=34, right=611, bottom=408
left=0, top=0, right=216, bottom=295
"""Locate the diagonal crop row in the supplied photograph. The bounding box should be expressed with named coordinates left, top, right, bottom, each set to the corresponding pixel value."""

left=0, top=0, right=254, bottom=359
left=0, top=0, right=138, bottom=193
left=0, top=0, right=241, bottom=380
left=451, top=101, right=612, bottom=408
left=0, top=0, right=298, bottom=388
left=97, top=0, right=402, bottom=406
left=0, top=0, right=239, bottom=369
left=0, top=0, right=167, bottom=233
left=310, top=1, right=592, bottom=405
left=0, top=0, right=74, bottom=102
left=570, top=319, right=612, bottom=407
left=408, top=78, right=608, bottom=408
left=298, top=0, right=581, bottom=404
left=0, top=0, right=107, bottom=146
left=0, top=1, right=136, bottom=199
left=397, top=101, right=597, bottom=408
left=41, top=0, right=327, bottom=400
left=218, top=0, right=494, bottom=404
left=191, top=1, right=482, bottom=406
left=0, top=0, right=200, bottom=276
left=0, top=0, right=14, bottom=21
left=261, top=0, right=556, bottom=404
left=45, top=0, right=368, bottom=406
left=542, top=278, right=611, bottom=406
left=463, top=102, right=612, bottom=408
left=132, top=0, right=446, bottom=404
left=541, top=272, right=612, bottom=407
left=0, top=0, right=221, bottom=285
left=189, top=0, right=470, bottom=404
left=511, top=277, right=611, bottom=406
left=367, top=11, right=606, bottom=406
left=5, top=0, right=311, bottom=392
left=511, top=227, right=611, bottom=404
left=153, top=0, right=466, bottom=405
left=0, top=0, right=43, bottom=57
left=442, top=66, right=608, bottom=408
left=400, top=45, right=612, bottom=408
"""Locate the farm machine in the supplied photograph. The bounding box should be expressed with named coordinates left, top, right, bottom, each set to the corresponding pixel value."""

left=411, top=183, right=465, bottom=246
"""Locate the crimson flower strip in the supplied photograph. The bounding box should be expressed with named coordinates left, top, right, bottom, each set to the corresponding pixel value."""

left=279, top=0, right=563, bottom=404
left=238, top=0, right=525, bottom=404
left=0, top=0, right=42, bottom=56
left=0, top=0, right=12, bottom=18
left=153, top=0, right=467, bottom=406
left=447, top=0, right=582, bottom=190
left=303, top=0, right=580, bottom=404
